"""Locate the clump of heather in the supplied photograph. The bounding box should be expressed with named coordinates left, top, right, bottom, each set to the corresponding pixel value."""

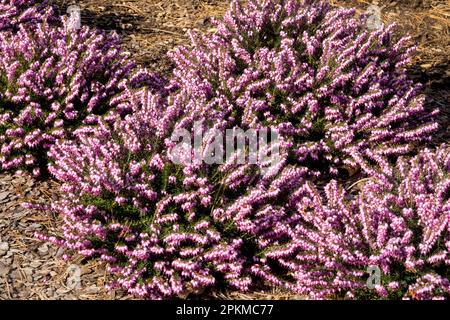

left=170, top=0, right=438, bottom=180
left=0, top=0, right=52, bottom=31
left=0, top=18, right=139, bottom=174
left=38, top=88, right=315, bottom=298
left=35, top=87, right=267, bottom=298
left=263, top=145, right=450, bottom=299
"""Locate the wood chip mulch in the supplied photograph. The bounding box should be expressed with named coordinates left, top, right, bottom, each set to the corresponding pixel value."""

left=0, top=173, right=130, bottom=299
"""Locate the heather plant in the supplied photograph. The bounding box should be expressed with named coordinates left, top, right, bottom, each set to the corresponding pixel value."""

left=41, top=89, right=450, bottom=300
left=261, top=145, right=450, bottom=299
left=0, top=17, right=142, bottom=174
left=35, top=87, right=250, bottom=298
left=0, top=0, right=52, bottom=31
left=169, top=0, right=438, bottom=180
left=35, top=80, right=321, bottom=298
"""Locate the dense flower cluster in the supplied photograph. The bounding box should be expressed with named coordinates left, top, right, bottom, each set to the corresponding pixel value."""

left=37, top=87, right=258, bottom=298
left=261, top=145, right=450, bottom=299
left=0, top=0, right=52, bottom=31
left=169, top=0, right=438, bottom=180
left=0, top=17, right=138, bottom=174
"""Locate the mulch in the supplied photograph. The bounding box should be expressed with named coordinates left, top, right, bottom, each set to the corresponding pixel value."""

left=0, top=172, right=127, bottom=299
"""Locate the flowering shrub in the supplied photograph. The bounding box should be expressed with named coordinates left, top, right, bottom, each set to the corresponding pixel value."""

left=43, top=93, right=450, bottom=300
left=0, top=0, right=52, bottom=31
left=170, top=0, right=438, bottom=179
left=262, top=145, right=450, bottom=299
left=35, top=87, right=245, bottom=298
left=0, top=18, right=139, bottom=174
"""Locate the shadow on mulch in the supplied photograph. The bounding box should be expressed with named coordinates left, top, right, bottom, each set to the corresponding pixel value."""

left=50, top=1, right=147, bottom=35
left=48, top=0, right=230, bottom=73
left=79, top=9, right=145, bottom=35
left=408, top=60, right=450, bottom=145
